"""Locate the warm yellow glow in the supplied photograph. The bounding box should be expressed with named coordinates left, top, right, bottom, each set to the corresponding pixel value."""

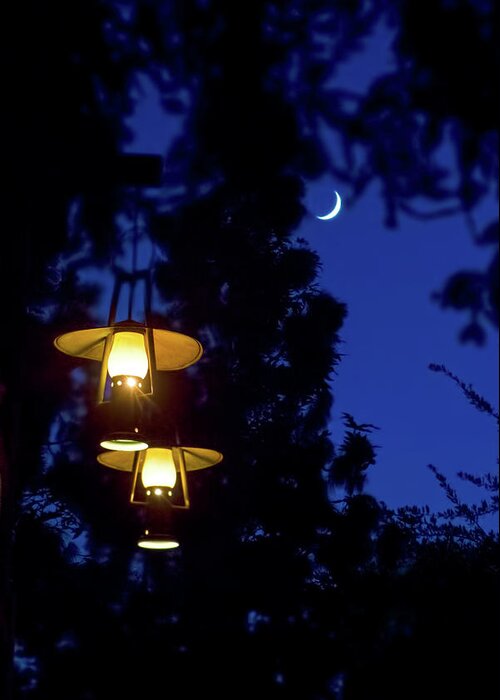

left=100, top=438, right=149, bottom=452
left=137, top=537, right=179, bottom=550
left=141, top=448, right=177, bottom=489
left=107, top=332, right=149, bottom=379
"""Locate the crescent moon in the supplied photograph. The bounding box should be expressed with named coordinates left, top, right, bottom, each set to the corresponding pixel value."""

left=316, top=191, right=342, bottom=220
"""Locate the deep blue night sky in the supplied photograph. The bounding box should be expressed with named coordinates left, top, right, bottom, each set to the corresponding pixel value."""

left=120, top=21, right=498, bottom=521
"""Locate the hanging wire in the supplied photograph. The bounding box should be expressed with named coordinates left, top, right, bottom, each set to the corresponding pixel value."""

left=108, top=188, right=159, bottom=323
left=128, top=200, right=140, bottom=319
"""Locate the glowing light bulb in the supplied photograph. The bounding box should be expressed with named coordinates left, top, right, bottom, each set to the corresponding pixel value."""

left=107, top=332, right=148, bottom=379
left=141, top=448, right=177, bottom=489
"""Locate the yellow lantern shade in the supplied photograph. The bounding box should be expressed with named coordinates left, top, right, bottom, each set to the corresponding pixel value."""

left=107, top=331, right=149, bottom=379
left=141, top=448, right=177, bottom=489
left=97, top=446, right=223, bottom=472
left=54, top=324, right=202, bottom=371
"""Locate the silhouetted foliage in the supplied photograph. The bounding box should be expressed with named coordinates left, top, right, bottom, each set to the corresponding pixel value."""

left=329, top=413, right=379, bottom=495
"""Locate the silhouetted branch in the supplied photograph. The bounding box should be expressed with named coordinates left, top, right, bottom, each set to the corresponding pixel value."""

left=429, top=363, right=499, bottom=421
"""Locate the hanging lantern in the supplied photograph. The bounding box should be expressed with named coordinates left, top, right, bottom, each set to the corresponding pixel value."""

left=55, top=319, right=202, bottom=399
left=54, top=270, right=203, bottom=451
left=97, top=445, right=223, bottom=509
left=54, top=271, right=203, bottom=401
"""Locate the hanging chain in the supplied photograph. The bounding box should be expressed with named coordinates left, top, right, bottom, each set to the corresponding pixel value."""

left=127, top=196, right=141, bottom=319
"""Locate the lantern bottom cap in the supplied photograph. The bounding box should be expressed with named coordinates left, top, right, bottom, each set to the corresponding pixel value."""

left=100, top=438, right=149, bottom=452
left=137, top=534, right=179, bottom=550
